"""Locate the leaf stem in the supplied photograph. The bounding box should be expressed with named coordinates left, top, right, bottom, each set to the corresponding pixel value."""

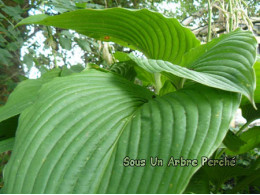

left=154, top=73, right=162, bottom=95
left=215, top=148, right=226, bottom=159
left=207, top=0, right=212, bottom=42
left=229, top=0, right=233, bottom=31
left=236, top=119, right=253, bottom=136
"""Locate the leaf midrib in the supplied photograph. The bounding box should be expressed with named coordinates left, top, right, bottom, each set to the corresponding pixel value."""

left=93, top=100, right=150, bottom=193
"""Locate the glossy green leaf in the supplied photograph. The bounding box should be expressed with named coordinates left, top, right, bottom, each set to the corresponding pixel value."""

left=130, top=29, right=257, bottom=104
left=17, top=8, right=200, bottom=64
left=3, top=70, right=240, bottom=193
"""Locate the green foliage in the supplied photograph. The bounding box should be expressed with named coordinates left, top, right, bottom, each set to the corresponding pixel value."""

left=223, top=130, right=246, bottom=152
left=130, top=29, right=256, bottom=104
left=225, top=127, right=260, bottom=155
left=0, top=138, right=14, bottom=154
left=0, top=6, right=258, bottom=194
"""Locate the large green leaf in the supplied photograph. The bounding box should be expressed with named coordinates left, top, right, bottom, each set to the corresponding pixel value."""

left=17, top=8, right=200, bottom=64
left=130, top=29, right=257, bottom=104
left=3, top=70, right=239, bottom=193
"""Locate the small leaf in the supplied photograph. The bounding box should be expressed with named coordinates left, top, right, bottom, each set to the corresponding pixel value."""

left=59, top=35, right=72, bottom=50
left=23, top=54, right=34, bottom=70
left=114, top=51, right=131, bottom=62
left=223, top=130, right=246, bottom=152
left=226, top=126, right=260, bottom=155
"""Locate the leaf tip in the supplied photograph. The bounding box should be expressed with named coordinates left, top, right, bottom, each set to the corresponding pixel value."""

left=250, top=97, right=257, bottom=110
left=16, top=14, right=49, bottom=27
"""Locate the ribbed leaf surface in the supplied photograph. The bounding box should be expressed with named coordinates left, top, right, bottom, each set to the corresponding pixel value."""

left=110, top=62, right=137, bottom=81
left=3, top=70, right=239, bottom=193
left=130, top=29, right=257, bottom=104
left=17, top=8, right=200, bottom=64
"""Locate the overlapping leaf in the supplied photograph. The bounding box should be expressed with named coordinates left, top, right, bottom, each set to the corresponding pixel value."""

left=241, top=59, right=260, bottom=122
left=3, top=70, right=240, bottom=193
left=0, top=68, right=81, bottom=144
left=17, top=8, right=200, bottom=64
left=130, top=29, right=257, bottom=104
left=0, top=68, right=61, bottom=123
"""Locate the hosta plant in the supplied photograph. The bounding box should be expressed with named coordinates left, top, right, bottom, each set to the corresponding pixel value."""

left=0, top=8, right=258, bottom=193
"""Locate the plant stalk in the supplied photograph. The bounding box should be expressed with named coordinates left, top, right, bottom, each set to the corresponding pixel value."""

left=154, top=73, right=162, bottom=95
left=229, top=0, right=233, bottom=31
left=207, top=0, right=212, bottom=42
left=236, top=119, right=253, bottom=136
